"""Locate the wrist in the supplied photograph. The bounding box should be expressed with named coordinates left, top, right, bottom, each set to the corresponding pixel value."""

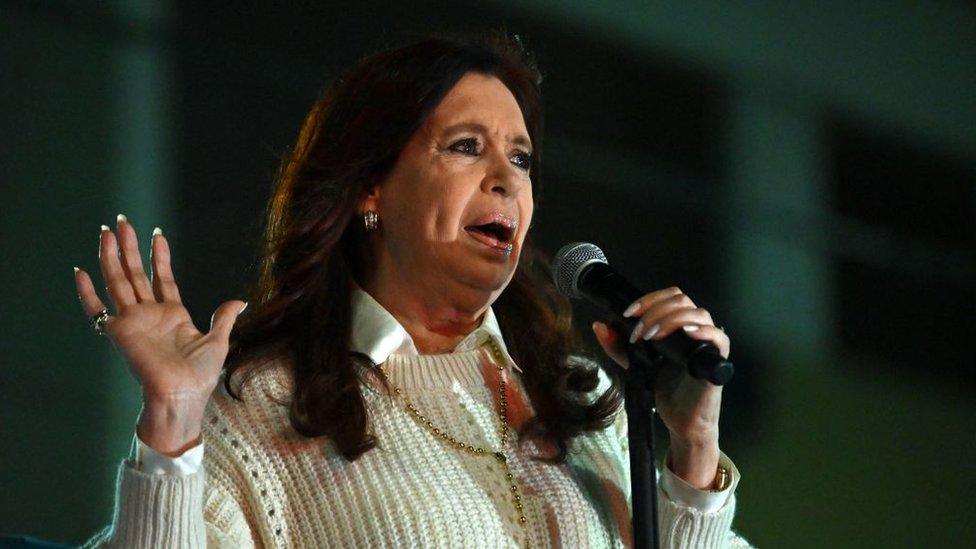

left=668, top=437, right=721, bottom=490
left=136, top=399, right=205, bottom=456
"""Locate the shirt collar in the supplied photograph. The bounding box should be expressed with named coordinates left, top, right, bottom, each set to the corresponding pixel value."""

left=349, top=287, right=521, bottom=373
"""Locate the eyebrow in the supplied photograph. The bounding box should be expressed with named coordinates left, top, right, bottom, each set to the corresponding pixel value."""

left=440, top=122, right=533, bottom=151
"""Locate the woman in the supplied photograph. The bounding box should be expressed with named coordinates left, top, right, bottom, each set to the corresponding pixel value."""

left=76, top=33, right=750, bottom=547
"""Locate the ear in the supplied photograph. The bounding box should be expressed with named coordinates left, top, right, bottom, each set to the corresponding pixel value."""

left=358, top=184, right=381, bottom=214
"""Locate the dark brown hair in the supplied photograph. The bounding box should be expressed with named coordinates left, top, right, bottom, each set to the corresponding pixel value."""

left=225, top=32, right=622, bottom=462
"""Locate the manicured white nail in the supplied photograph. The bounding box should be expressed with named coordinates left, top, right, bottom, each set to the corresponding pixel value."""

left=628, top=321, right=644, bottom=344
left=117, top=213, right=127, bottom=224
left=682, top=325, right=700, bottom=333
left=642, top=324, right=661, bottom=340
left=152, top=227, right=162, bottom=237
left=622, top=302, right=640, bottom=318
left=100, top=224, right=110, bottom=232
left=73, top=266, right=80, bottom=274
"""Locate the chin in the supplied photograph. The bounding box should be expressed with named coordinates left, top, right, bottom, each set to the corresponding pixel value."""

left=437, top=238, right=524, bottom=296
left=472, top=268, right=516, bottom=294
left=450, top=260, right=518, bottom=296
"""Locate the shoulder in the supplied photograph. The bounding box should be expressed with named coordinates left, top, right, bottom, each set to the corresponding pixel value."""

left=223, top=358, right=294, bottom=405
left=203, top=359, right=297, bottom=459
left=211, top=358, right=293, bottom=415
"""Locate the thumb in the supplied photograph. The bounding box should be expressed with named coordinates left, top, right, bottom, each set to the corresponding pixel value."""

left=592, top=321, right=630, bottom=369
left=209, top=300, right=248, bottom=342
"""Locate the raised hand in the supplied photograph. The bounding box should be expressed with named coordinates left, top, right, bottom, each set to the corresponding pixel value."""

left=591, top=286, right=730, bottom=489
left=74, top=214, right=247, bottom=455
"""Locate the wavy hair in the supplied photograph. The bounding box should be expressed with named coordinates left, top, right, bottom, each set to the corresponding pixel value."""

left=225, top=31, right=622, bottom=462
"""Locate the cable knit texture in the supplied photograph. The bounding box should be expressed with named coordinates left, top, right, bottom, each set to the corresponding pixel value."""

left=86, top=347, right=750, bottom=548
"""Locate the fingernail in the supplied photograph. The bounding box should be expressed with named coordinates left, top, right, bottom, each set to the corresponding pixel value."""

left=152, top=227, right=162, bottom=237
left=238, top=302, right=249, bottom=314
left=622, top=302, right=640, bottom=318
left=628, top=321, right=644, bottom=344
left=117, top=213, right=127, bottom=224
left=100, top=224, right=110, bottom=232
left=682, top=325, right=700, bottom=333
left=73, top=266, right=79, bottom=274
left=642, top=324, right=661, bottom=340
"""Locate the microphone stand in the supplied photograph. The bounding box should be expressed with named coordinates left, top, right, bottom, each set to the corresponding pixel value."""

left=622, top=342, right=665, bottom=549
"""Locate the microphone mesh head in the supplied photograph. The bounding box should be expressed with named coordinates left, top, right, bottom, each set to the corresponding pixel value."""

left=551, top=242, right=607, bottom=299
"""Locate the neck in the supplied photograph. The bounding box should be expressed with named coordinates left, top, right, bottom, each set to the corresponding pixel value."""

left=360, top=273, right=493, bottom=354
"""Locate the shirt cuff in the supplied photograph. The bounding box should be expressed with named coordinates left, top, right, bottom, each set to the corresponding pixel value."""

left=130, top=433, right=205, bottom=475
left=659, top=447, right=741, bottom=513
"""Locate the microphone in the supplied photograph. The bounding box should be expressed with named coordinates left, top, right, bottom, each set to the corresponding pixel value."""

left=552, top=242, right=734, bottom=386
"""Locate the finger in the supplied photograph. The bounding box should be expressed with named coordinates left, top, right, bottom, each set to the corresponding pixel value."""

left=74, top=266, right=109, bottom=315
left=209, top=300, right=249, bottom=343
left=682, top=324, right=731, bottom=359
left=99, top=225, right=137, bottom=309
left=592, top=321, right=629, bottom=369
left=115, top=214, right=155, bottom=303
left=621, top=286, right=687, bottom=318
left=643, top=307, right=715, bottom=341
left=74, top=266, right=116, bottom=334
left=627, top=293, right=698, bottom=343
left=149, top=227, right=183, bottom=304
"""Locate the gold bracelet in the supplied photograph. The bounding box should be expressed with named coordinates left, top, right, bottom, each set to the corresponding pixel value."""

left=707, top=465, right=730, bottom=492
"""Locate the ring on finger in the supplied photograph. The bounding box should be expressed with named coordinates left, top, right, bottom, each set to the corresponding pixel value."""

left=91, top=309, right=110, bottom=336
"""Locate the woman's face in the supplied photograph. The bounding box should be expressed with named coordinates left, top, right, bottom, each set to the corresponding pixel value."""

left=363, top=72, right=534, bottom=306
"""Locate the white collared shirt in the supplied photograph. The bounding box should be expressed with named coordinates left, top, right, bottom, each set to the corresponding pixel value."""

left=349, top=287, right=522, bottom=373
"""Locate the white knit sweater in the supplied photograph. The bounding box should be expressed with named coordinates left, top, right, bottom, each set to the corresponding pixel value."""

left=86, top=347, right=750, bottom=548
left=86, top=290, right=751, bottom=547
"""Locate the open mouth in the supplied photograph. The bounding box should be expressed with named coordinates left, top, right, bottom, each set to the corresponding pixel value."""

left=465, top=221, right=514, bottom=243
left=464, top=214, right=517, bottom=253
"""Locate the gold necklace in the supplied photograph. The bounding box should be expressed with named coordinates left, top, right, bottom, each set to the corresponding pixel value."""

left=377, top=338, right=527, bottom=527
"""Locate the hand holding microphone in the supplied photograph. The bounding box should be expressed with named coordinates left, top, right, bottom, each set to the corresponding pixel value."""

left=552, top=242, right=733, bottom=385
left=553, top=242, right=732, bottom=478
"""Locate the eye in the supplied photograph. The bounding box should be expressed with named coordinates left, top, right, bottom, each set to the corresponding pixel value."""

left=511, top=151, right=532, bottom=172
left=449, top=137, right=481, bottom=156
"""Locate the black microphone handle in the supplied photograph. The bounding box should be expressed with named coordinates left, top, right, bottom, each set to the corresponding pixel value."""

left=578, top=262, right=734, bottom=386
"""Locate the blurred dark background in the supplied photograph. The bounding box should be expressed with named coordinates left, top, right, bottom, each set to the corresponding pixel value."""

left=2, top=1, right=974, bottom=546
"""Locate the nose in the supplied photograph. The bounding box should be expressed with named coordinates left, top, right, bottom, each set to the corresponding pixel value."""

left=481, top=149, right=526, bottom=198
